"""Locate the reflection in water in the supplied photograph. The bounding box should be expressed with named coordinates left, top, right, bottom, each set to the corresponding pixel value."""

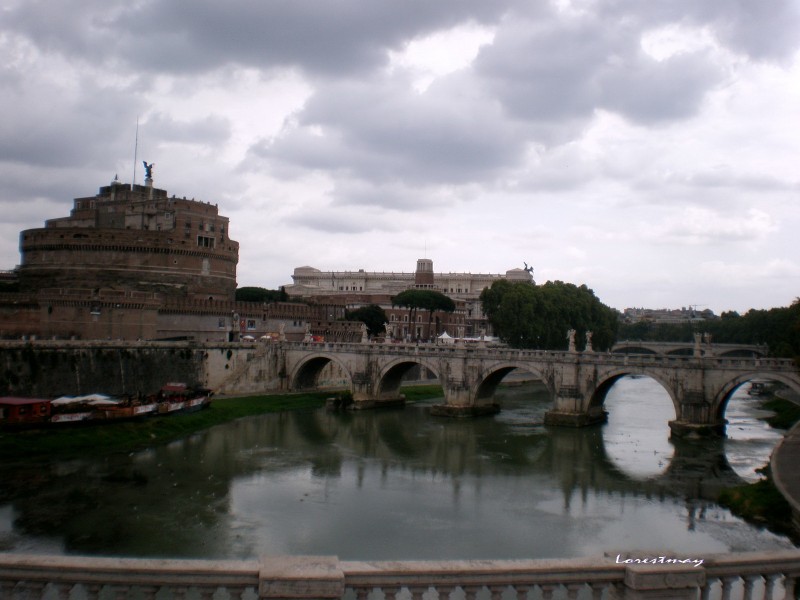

left=603, top=376, right=675, bottom=479
left=0, top=383, right=794, bottom=560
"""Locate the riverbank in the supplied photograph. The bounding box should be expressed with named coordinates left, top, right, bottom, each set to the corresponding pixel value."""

left=717, top=392, right=800, bottom=542
left=0, top=385, right=445, bottom=460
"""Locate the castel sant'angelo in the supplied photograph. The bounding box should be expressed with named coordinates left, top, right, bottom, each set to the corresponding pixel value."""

left=0, top=170, right=357, bottom=342
left=0, top=169, right=530, bottom=342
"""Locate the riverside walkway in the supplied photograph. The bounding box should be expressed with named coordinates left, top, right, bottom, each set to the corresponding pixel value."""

left=772, top=415, right=800, bottom=534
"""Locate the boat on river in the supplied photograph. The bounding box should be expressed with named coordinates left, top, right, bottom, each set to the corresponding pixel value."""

left=0, top=383, right=211, bottom=429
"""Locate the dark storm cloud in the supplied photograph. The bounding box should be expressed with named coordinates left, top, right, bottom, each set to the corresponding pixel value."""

left=0, top=75, right=141, bottom=169
left=474, top=13, right=723, bottom=128
left=5, top=0, right=519, bottom=77
left=251, top=74, right=526, bottom=188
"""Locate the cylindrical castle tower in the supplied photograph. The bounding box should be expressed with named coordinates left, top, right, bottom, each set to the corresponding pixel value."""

left=17, top=181, right=239, bottom=301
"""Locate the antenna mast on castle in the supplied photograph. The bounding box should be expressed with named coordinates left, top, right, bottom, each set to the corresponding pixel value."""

left=132, top=117, right=139, bottom=186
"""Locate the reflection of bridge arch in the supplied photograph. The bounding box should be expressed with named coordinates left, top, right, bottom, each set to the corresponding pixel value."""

left=589, top=369, right=679, bottom=416
left=377, top=357, right=441, bottom=401
left=714, top=372, right=800, bottom=422
left=291, top=352, right=353, bottom=390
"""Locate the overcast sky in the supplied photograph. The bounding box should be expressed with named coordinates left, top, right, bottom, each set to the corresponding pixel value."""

left=2, top=0, right=798, bottom=314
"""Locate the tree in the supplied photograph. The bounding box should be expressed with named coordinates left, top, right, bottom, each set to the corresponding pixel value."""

left=479, top=280, right=618, bottom=350
left=235, top=286, right=288, bottom=303
left=346, top=304, right=388, bottom=337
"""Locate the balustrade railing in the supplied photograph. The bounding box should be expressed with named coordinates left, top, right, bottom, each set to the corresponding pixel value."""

left=2, top=551, right=799, bottom=600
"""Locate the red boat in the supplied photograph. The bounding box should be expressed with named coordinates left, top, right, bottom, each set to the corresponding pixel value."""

left=0, top=384, right=211, bottom=429
left=0, top=397, right=52, bottom=426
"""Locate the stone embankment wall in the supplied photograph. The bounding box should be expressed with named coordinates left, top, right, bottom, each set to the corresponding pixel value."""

left=0, top=341, right=219, bottom=398
left=0, top=340, right=354, bottom=398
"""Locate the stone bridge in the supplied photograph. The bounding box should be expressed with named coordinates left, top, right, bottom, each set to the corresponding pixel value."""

left=214, top=341, right=800, bottom=438
left=611, top=340, right=768, bottom=357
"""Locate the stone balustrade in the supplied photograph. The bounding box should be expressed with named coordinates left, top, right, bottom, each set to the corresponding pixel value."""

left=2, top=551, right=799, bottom=600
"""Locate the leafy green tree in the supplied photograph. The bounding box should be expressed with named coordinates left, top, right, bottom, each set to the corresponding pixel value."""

left=480, top=280, right=618, bottom=350
left=346, top=304, right=388, bottom=337
left=235, top=286, right=288, bottom=303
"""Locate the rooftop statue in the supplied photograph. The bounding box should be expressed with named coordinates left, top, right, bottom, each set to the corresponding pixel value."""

left=142, top=161, right=154, bottom=179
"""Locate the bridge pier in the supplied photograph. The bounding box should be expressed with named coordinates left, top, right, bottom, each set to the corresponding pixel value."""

left=668, top=420, right=726, bottom=438
left=543, top=407, right=608, bottom=427
left=429, top=382, right=500, bottom=417
left=669, top=393, right=726, bottom=438
left=351, top=375, right=405, bottom=410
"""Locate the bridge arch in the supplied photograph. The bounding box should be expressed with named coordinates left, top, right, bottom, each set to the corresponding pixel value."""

left=377, top=357, right=442, bottom=400
left=713, top=371, right=800, bottom=422
left=612, top=345, right=658, bottom=355
left=290, top=352, right=353, bottom=391
left=589, top=368, right=680, bottom=417
left=475, top=363, right=553, bottom=404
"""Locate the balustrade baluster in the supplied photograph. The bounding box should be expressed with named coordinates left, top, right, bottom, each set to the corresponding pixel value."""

left=488, top=585, right=504, bottom=600
left=700, top=578, right=718, bottom=600
left=435, top=585, right=454, bottom=600
left=462, top=585, right=481, bottom=600
left=354, top=586, right=370, bottom=600
left=383, top=587, right=399, bottom=600
left=15, top=580, right=46, bottom=600
left=195, top=586, right=217, bottom=600
left=135, top=585, right=159, bottom=600
left=589, top=582, right=605, bottom=600
left=565, top=583, right=583, bottom=600
left=720, top=576, right=740, bottom=600
left=514, top=585, right=529, bottom=600
left=539, top=584, right=556, bottom=600
left=42, top=582, right=66, bottom=600
left=239, top=587, right=258, bottom=600
left=742, top=576, right=760, bottom=600
left=408, top=586, right=427, bottom=600
left=762, top=575, right=779, bottom=600
left=781, top=575, right=796, bottom=600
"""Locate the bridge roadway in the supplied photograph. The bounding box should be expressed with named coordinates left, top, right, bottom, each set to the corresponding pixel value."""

left=216, top=340, right=800, bottom=438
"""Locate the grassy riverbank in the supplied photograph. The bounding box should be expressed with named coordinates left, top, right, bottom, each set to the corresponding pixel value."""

left=0, top=385, right=445, bottom=460
left=0, top=392, right=331, bottom=459
left=717, top=393, right=799, bottom=541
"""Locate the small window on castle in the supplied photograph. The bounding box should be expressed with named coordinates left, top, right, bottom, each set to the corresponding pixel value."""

left=197, top=235, right=215, bottom=248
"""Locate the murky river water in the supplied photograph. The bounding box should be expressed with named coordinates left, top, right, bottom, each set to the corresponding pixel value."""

left=0, top=378, right=794, bottom=560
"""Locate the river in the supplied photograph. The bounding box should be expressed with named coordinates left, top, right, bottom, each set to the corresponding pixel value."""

left=0, top=377, right=795, bottom=560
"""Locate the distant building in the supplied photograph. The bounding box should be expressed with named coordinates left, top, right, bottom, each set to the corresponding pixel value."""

left=622, top=306, right=717, bottom=324
left=286, top=258, right=534, bottom=339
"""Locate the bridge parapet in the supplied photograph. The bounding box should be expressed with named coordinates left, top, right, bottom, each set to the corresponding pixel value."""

left=2, top=551, right=799, bottom=600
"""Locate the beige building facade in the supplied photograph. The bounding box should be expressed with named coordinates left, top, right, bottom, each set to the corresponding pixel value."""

left=287, top=259, right=534, bottom=339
